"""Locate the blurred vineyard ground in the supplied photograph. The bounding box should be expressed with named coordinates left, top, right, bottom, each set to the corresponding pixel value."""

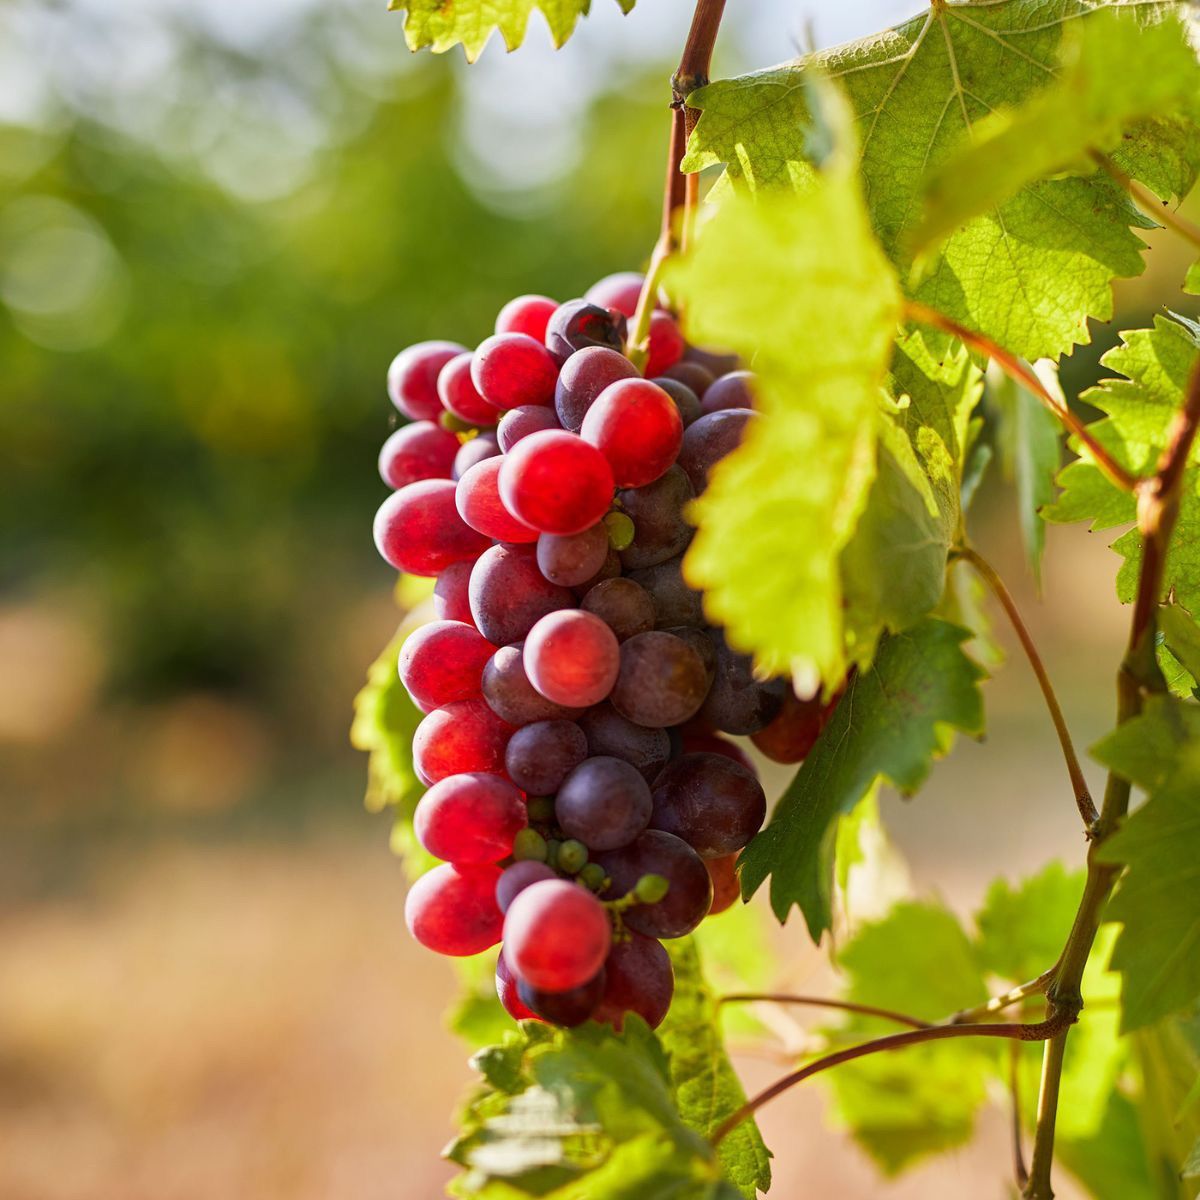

left=1, top=0, right=1198, bottom=1196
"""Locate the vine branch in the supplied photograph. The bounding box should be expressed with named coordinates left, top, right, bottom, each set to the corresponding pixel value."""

left=719, top=992, right=932, bottom=1030
left=904, top=300, right=1139, bottom=494
left=628, top=0, right=726, bottom=366
left=1022, top=357, right=1200, bottom=1199
left=712, top=1012, right=1075, bottom=1147
left=953, top=545, right=1098, bottom=829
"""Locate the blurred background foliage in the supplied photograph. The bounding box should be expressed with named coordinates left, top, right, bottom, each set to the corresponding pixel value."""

left=2, top=1, right=1198, bottom=1197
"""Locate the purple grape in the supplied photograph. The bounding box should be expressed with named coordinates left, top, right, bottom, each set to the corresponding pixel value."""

left=700, top=632, right=788, bottom=735
left=610, top=631, right=710, bottom=728
left=469, top=544, right=573, bottom=646
left=677, top=409, right=756, bottom=494
left=650, top=752, right=766, bottom=857
left=581, top=577, right=656, bottom=642
left=555, top=756, right=653, bottom=851
left=554, top=347, right=639, bottom=432
left=517, top=970, right=606, bottom=1027
left=617, top=466, right=695, bottom=570
left=545, top=299, right=625, bottom=363
left=482, top=644, right=585, bottom=727
left=505, top=719, right=588, bottom=796
left=496, top=860, right=557, bottom=914
left=594, top=830, right=712, bottom=939
left=576, top=703, right=671, bottom=784
left=627, top=556, right=704, bottom=629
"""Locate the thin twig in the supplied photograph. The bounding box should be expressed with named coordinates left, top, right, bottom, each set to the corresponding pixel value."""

left=905, top=299, right=1139, bottom=494
left=1010, top=1041, right=1030, bottom=1189
left=1093, top=151, right=1200, bottom=252
left=719, top=992, right=932, bottom=1030
left=954, top=545, right=1098, bottom=829
left=948, top=967, right=1057, bottom=1025
left=1023, top=358, right=1200, bottom=1199
left=628, top=0, right=726, bottom=363
left=711, top=1012, right=1074, bottom=1147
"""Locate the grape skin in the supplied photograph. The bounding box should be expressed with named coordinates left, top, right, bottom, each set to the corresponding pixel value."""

left=471, top=332, right=559, bottom=410
left=378, top=420, right=459, bottom=489
left=617, top=466, right=695, bottom=571
left=414, top=772, right=527, bottom=864
left=626, top=556, right=704, bottom=629
left=498, top=430, right=615, bottom=537
left=554, top=346, right=639, bottom=433
left=498, top=404, right=560, bottom=452
left=386, top=340, right=464, bottom=421
left=398, top=619, right=497, bottom=711
left=413, top=698, right=513, bottom=785
left=699, top=370, right=756, bottom=415
left=555, top=755, right=653, bottom=851
left=677, top=409, right=756, bottom=495
left=433, top=559, right=476, bottom=625
left=517, top=970, right=606, bottom=1027
left=404, top=862, right=503, bottom=956
left=496, top=949, right=541, bottom=1021
left=581, top=378, right=683, bottom=489
left=469, top=544, right=573, bottom=646
left=610, top=631, right=709, bottom=728
left=481, top=643, right=584, bottom=727
left=455, top=457, right=539, bottom=544
left=705, top=853, right=741, bottom=915
left=649, top=752, right=766, bottom=857
left=374, top=479, right=490, bottom=577
left=580, top=577, right=656, bottom=643
left=503, top=879, right=612, bottom=991
left=524, top=609, right=620, bottom=708
left=594, top=830, right=712, bottom=939
left=576, top=703, right=670, bottom=784
left=495, top=294, right=558, bottom=342
left=438, top=350, right=501, bottom=427
left=700, top=633, right=788, bottom=735
left=496, top=860, right=557, bottom=914
left=452, top=432, right=501, bottom=480
left=536, top=523, right=610, bottom=587
left=505, top=719, right=588, bottom=796
left=594, top=932, right=674, bottom=1030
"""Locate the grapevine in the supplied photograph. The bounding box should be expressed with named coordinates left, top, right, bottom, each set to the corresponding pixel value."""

left=353, top=2, right=1200, bottom=1197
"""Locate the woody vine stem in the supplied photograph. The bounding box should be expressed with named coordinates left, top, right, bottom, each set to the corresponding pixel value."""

left=642, top=1, right=1200, bottom=1195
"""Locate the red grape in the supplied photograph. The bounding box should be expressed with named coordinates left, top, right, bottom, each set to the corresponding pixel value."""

left=616, top=466, right=694, bottom=569
left=505, top=719, right=588, bottom=795
left=495, top=294, right=558, bottom=342
left=469, top=544, right=573, bottom=646
left=414, top=772, right=527, bottom=864
left=678, top=409, right=756, bottom=494
left=453, top=432, right=501, bottom=480
left=399, top=619, right=496, bottom=711
left=536, top=523, right=610, bottom=587
left=644, top=311, right=685, bottom=378
left=433, top=558, right=476, bottom=625
left=503, top=879, right=611, bottom=991
left=555, top=756, right=653, bottom=851
left=524, top=610, right=620, bottom=707
left=659, top=360, right=714, bottom=398
left=498, top=430, right=614, bottom=536
left=518, top=970, right=606, bottom=1027
left=438, top=350, right=500, bottom=427
left=404, top=862, right=503, bottom=956
left=456, top=457, right=539, bottom=544
left=496, top=860, right=557, bottom=914
left=577, top=703, right=670, bottom=783
left=544, top=299, right=624, bottom=362
left=387, top=340, right=464, bottom=421
left=580, top=577, right=655, bottom=642
left=594, top=932, right=674, bottom=1030
left=649, top=752, right=766, bottom=857
left=700, top=370, right=756, bottom=415
left=413, top=698, right=513, bottom=785
left=583, top=271, right=647, bottom=317
left=373, top=479, right=490, bottom=576
left=700, top=634, right=788, bottom=735
left=471, top=333, right=558, bottom=410
left=496, top=950, right=541, bottom=1021
left=705, top=853, right=741, bottom=915
left=554, top=346, right=639, bottom=432
left=497, top=404, right=560, bottom=452
left=581, top=379, right=683, bottom=488
left=594, top=830, right=712, bottom=939
left=481, top=643, right=584, bottom=726
left=378, top=420, right=459, bottom=489
left=610, top=631, right=709, bottom=728
left=750, top=687, right=830, bottom=762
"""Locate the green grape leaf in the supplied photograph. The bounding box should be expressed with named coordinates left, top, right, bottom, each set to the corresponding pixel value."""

left=658, top=939, right=772, bottom=1199
left=671, top=81, right=902, bottom=689
left=975, top=862, right=1084, bottom=985
left=990, top=362, right=1064, bottom=584
left=912, top=8, right=1200, bottom=255
left=351, top=621, right=425, bottom=831
left=448, top=1019, right=742, bottom=1199
left=685, top=1, right=1198, bottom=361
left=1094, top=696, right=1200, bottom=1030
left=391, top=0, right=634, bottom=61
left=1161, top=603, right=1200, bottom=683
left=824, top=902, right=991, bottom=1173
left=841, top=333, right=983, bottom=667
left=1045, top=315, right=1200, bottom=608
left=738, top=618, right=986, bottom=939
left=1188, top=261, right=1200, bottom=296
left=1057, top=1089, right=1158, bottom=1200
left=1132, top=1008, right=1200, bottom=1198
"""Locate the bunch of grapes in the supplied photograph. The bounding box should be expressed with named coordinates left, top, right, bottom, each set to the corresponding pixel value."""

left=374, top=273, right=833, bottom=1030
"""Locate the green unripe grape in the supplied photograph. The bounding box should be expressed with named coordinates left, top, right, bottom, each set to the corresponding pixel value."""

left=557, top=839, right=588, bottom=875
left=579, top=863, right=608, bottom=891
left=634, top=873, right=670, bottom=904
left=526, top=796, right=555, bottom=823
left=512, top=828, right=548, bottom=862
left=545, top=838, right=563, bottom=869
left=604, top=511, right=635, bottom=551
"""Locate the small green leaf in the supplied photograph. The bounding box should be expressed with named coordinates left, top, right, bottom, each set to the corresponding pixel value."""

left=391, top=0, right=635, bottom=61
left=975, top=862, right=1084, bottom=986
left=659, top=939, right=772, bottom=1199
left=351, top=621, right=429, bottom=874
left=1187, top=261, right=1200, bottom=296
left=911, top=9, right=1200, bottom=255
left=989, top=362, right=1063, bottom=584
left=1161, top=603, right=1200, bottom=684
left=1094, top=697, right=1200, bottom=1030
left=739, top=618, right=986, bottom=939
left=824, top=902, right=991, bottom=1173
left=1057, top=1089, right=1158, bottom=1200
left=1045, top=315, right=1200, bottom=610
